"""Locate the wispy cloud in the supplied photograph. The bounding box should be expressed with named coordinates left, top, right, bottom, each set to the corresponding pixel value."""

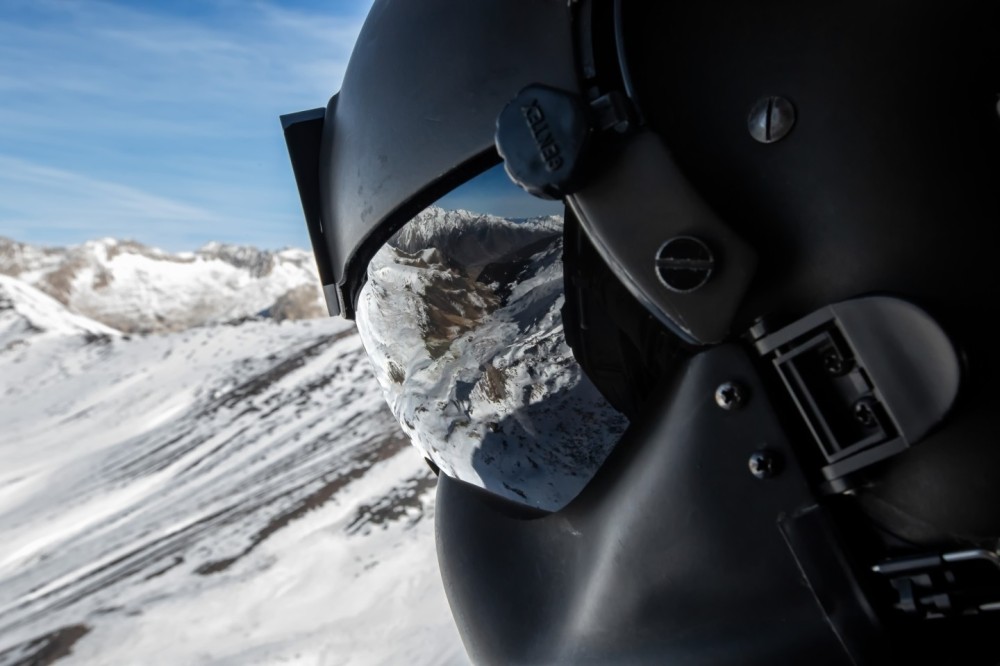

left=0, top=0, right=372, bottom=250
left=0, top=155, right=293, bottom=250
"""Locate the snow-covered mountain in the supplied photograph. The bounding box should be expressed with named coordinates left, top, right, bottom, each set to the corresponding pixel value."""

left=0, top=275, right=118, bottom=351
left=358, top=208, right=628, bottom=511
left=0, top=207, right=628, bottom=662
left=394, top=207, right=563, bottom=280
left=0, top=267, right=466, bottom=664
left=0, top=237, right=326, bottom=333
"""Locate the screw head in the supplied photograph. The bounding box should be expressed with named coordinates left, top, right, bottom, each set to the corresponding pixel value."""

left=823, top=351, right=850, bottom=376
left=655, top=236, right=714, bottom=293
left=853, top=398, right=879, bottom=428
left=715, top=381, right=746, bottom=410
left=748, top=96, right=796, bottom=144
left=748, top=450, right=780, bottom=480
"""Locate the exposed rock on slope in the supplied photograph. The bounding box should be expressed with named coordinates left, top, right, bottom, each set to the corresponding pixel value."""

left=0, top=236, right=325, bottom=332
left=0, top=279, right=465, bottom=665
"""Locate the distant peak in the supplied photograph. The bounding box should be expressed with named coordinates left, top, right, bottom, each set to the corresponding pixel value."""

left=0, top=274, right=119, bottom=341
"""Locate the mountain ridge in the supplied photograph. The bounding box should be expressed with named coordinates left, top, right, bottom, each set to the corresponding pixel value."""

left=0, top=275, right=117, bottom=352
left=0, top=236, right=326, bottom=333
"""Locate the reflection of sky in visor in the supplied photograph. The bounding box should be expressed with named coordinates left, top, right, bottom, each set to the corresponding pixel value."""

left=436, top=164, right=563, bottom=219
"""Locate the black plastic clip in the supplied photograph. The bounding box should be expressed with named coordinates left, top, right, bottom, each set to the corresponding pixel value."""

left=753, top=297, right=961, bottom=492
left=589, top=90, right=631, bottom=133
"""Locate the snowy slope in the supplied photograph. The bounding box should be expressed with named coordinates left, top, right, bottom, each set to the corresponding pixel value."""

left=0, top=237, right=326, bottom=333
left=394, top=207, right=563, bottom=279
left=0, top=275, right=118, bottom=351
left=0, top=277, right=466, bottom=665
left=358, top=209, right=628, bottom=511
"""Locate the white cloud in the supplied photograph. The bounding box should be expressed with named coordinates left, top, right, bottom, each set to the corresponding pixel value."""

left=0, top=155, right=240, bottom=248
left=0, top=156, right=219, bottom=221
left=0, top=0, right=371, bottom=250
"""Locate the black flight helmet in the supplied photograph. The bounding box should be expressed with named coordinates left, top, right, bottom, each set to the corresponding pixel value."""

left=282, top=0, right=1000, bottom=663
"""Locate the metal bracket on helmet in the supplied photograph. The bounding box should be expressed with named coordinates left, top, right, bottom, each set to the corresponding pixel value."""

left=872, top=549, right=1000, bottom=619
left=491, top=0, right=757, bottom=345
left=564, top=131, right=757, bottom=345
left=753, top=296, right=962, bottom=493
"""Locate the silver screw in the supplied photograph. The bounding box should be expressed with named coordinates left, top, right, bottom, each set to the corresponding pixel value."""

left=748, top=450, right=780, bottom=480
left=655, top=236, right=714, bottom=293
left=748, top=96, right=796, bottom=144
left=714, top=382, right=746, bottom=410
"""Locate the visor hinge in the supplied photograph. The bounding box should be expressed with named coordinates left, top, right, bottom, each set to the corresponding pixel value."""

left=872, top=550, right=1000, bottom=619
left=589, top=90, right=632, bottom=134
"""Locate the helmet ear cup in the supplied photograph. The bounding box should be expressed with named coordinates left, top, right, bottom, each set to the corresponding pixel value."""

left=561, top=208, right=686, bottom=418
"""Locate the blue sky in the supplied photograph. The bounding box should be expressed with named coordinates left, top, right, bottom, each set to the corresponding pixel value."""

left=0, top=0, right=373, bottom=251
left=438, top=165, right=562, bottom=220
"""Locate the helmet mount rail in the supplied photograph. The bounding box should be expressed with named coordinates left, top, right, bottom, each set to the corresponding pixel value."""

left=872, top=549, right=1000, bottom=620
left=492, top=0, right=759, bottom=345
left=493, top=86, right=759, bottom=345
left=752, top=296, right=962, bottom=494
left=564, top=130, right=756, bottom=344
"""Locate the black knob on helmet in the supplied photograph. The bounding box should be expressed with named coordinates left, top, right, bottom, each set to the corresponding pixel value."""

left=495, top=84, right=591, bottom=199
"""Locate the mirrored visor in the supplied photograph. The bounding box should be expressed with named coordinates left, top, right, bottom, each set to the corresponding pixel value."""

left=356, top=165, right=629, bottom=511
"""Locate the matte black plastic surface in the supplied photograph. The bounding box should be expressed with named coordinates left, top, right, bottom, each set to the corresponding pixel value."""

left=568, top=132, right=757, bottom=344
left=280, top=107, right=338, bottom=315
left=620, top=0, right=1000, bottom=544
left=757, top=297, right=961, bottom=484
left=437, top=345, right=868, bottom=665
left=495, top=84, right=591, bottom=199
left=318, top=0, right=580, bottom=316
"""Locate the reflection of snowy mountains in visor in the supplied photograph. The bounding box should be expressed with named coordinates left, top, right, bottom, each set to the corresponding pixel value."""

left=357, top=207, right=629, bottom=510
